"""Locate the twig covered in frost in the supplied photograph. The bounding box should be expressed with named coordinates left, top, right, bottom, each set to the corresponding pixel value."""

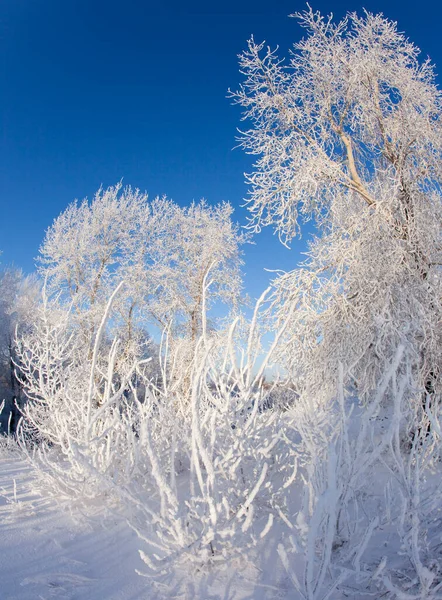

left=14, top=281, right=144, bottom=504
left=124, top=290, right=295, bottom=579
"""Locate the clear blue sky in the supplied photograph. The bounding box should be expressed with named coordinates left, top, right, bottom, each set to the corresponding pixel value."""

left=1, top=0, right=441, bottom=300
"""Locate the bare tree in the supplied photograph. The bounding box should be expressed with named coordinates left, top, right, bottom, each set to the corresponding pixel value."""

left=232, top=7, right=442, bottom=407
left=38, top=184, right=246, bottom=400
left=38, top=183, right=152, bottom=363
left=144, top=199, right=245, bottom=343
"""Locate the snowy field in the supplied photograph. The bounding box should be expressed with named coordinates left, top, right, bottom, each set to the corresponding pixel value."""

left=0, top=457, right=153, bottom=600
left=0, top=455, right=289, bottom=600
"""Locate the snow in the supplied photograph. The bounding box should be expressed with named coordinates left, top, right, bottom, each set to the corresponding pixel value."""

left=0, top=457, right=149, bottom=600
left=2, top=437, right=442, bottom=600
left=0, top=456, right=290, bottom=600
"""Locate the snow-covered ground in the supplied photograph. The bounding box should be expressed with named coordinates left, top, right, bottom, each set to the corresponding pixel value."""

left=0, top=456, right=288, bottom=600
left=0, top=456, right=155, bottom=600
left=2, top=444, right=442, bottom=600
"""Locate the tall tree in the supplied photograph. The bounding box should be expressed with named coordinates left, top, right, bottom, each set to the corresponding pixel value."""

left=144, top=199, right=244, bottom=342
left=38, top=183, right=152, bottom=361
left=232, top=8, right=442, bottom=405
left=38, top=185, right=245, bottom=379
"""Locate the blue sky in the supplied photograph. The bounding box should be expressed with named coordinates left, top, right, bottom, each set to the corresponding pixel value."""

left=1, top=0, right=442, bottom=300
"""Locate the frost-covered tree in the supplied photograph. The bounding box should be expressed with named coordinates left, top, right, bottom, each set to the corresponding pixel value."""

left=0, top=268, right=40, bottom=431
left=231, top=12, right=442, bottom=596
left=140, top=198, right=246, bottom=398
left=145, top=199, right=245, bottom=339
left=38, top=183, right=152, bottom=362
left=233, top=8, right=442, bottom=406
left=38, top=184, right=245, bottom=384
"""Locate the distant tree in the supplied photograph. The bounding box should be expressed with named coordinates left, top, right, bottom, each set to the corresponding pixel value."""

left=38, top=183, right=152, bottom=363
left=145, top=199, right=245, bottom=340
left=233, top=8, right=442, bottom=408
left=38, top=184, right=245, bottom=383
left=0, top=268, right=40, bottom=431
